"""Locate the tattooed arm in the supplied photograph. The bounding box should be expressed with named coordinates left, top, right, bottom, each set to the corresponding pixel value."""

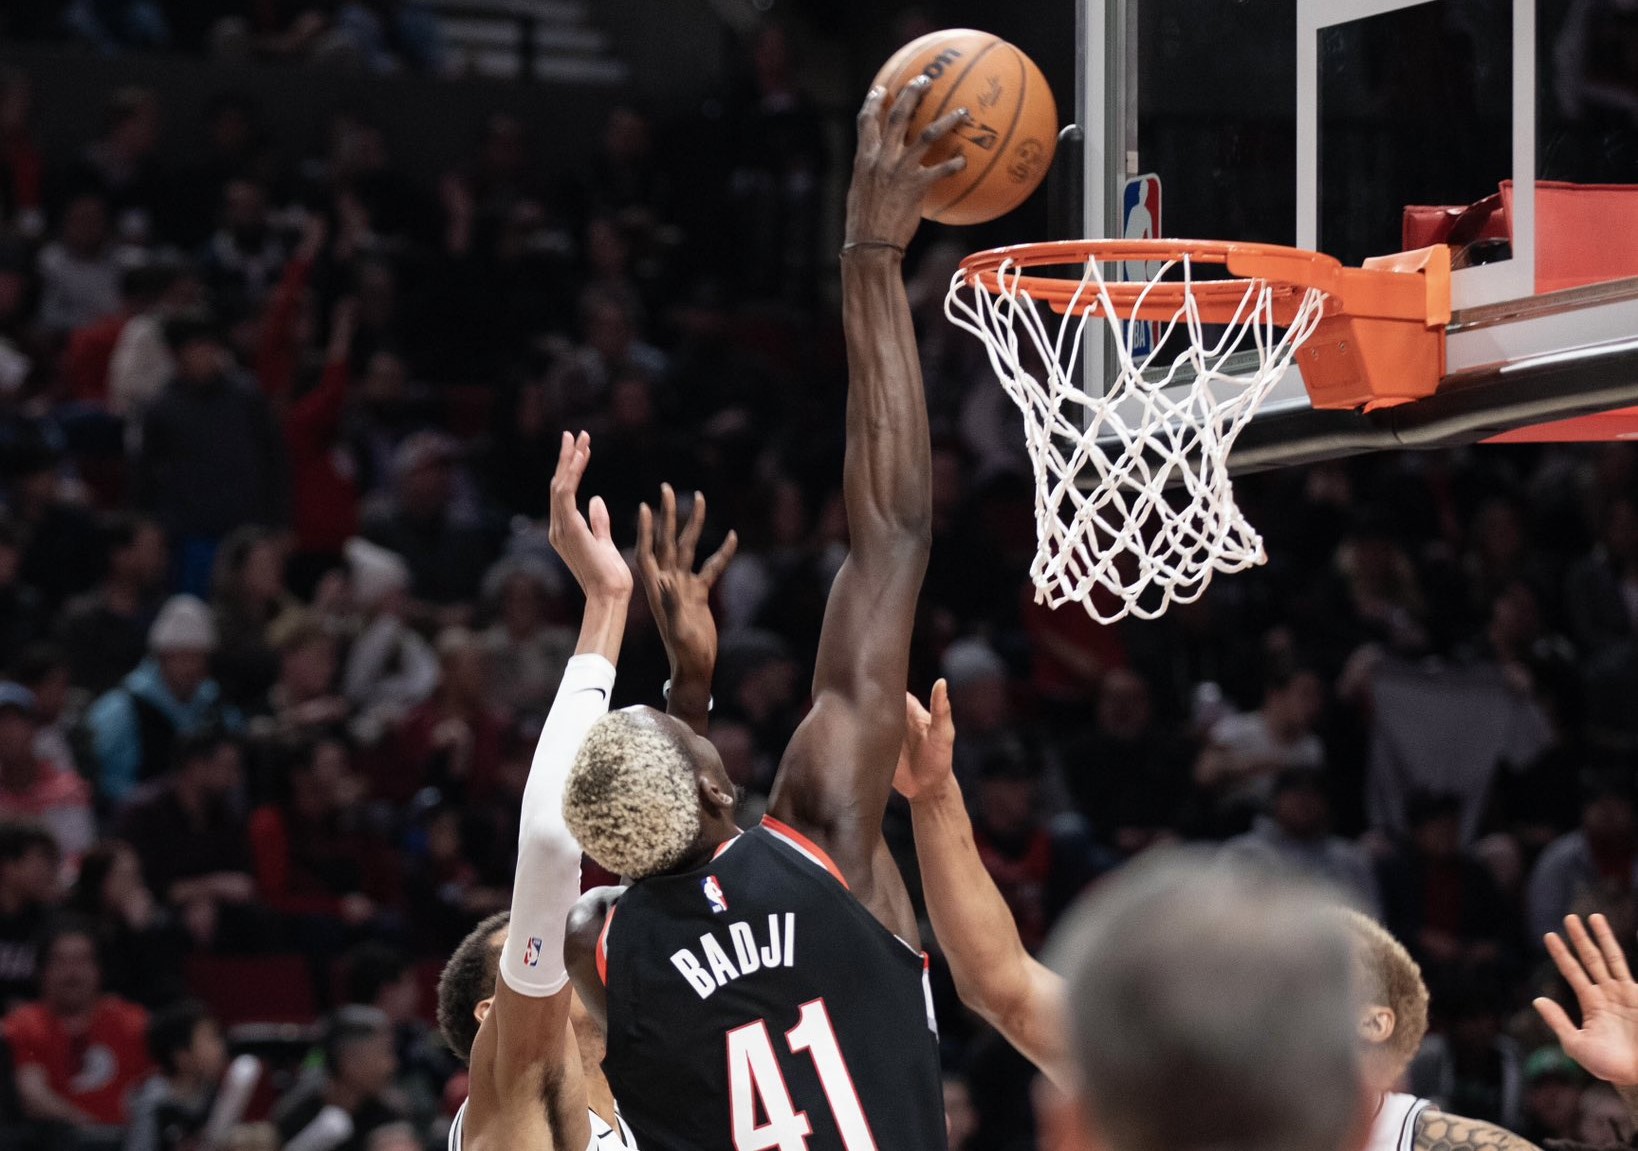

left=1415, top=1109, right=1543, bottom=1151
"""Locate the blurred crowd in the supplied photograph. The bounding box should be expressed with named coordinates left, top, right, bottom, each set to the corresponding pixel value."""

left=0, top=11, right=1632, bottom=1151
left=0, top=2, right=450, bottom=74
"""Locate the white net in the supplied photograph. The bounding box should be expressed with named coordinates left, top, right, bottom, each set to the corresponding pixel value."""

left=944, top=250, right=1329, bottom=623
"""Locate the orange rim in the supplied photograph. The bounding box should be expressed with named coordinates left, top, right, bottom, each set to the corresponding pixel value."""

left=956, top=239, right=1353, bottom=324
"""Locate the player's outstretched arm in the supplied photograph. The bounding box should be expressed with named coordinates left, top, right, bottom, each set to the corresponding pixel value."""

left=466, top=432, right=631, bottom=1151
left=1536, top=913, right=1638, bottom=1128
left=894, top=681, right=1073, bottom=1090
left=768, top=79, right=969, bottom=898
left=637, top=483, right=737, bottom=738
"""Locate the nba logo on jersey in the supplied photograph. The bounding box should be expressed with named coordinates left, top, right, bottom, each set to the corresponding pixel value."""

left=701, top=875, right=729, bottom=913
left=523, top=937, right=542, bottom=966
left=1121, top=173, right=1163, bottom=359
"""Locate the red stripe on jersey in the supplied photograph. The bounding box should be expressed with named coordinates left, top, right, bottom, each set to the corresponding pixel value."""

left=761, top=817, right=850, bottom=890
left=596, top=905, right=616, bottom=986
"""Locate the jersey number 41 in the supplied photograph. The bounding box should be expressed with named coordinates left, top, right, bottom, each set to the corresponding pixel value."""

left=726, top=998, right=878, bottom=1151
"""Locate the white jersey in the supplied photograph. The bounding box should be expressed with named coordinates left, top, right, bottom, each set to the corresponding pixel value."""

left=1367, top=1092, right=1431, bottom=1151
left=448, top=1099, right=638, bottom=1151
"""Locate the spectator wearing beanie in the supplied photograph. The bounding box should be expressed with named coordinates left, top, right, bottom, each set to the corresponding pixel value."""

left=85, top=595, right=241, bottom=804
left=340, top=538, right=437, bottom=744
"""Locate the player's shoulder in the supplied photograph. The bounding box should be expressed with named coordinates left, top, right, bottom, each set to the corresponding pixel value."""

left=566, top=886, right=625, bottom=957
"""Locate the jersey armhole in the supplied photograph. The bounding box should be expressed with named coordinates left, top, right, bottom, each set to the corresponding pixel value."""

left=595, top=904, right=616, bottom=986
left=760, top=816, right=850, bottom=890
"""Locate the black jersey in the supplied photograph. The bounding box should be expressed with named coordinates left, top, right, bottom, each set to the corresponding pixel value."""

left=596, top=817, right=946, bottom=1151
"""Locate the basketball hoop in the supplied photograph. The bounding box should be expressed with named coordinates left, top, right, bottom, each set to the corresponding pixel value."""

left=945, top=239, right=1450, bottom=623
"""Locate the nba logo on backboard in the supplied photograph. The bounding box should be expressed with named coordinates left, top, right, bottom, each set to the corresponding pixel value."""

left=701, top=875, right=729, bottom=914
left=1121, top=174, right=1163, bottom=359
left=523, top=937, right=542, bottom=967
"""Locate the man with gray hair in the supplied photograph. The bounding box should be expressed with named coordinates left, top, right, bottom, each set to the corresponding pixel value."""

left=1043, top=849, right=1371, bottom=1151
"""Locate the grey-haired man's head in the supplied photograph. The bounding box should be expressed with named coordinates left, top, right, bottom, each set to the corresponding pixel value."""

left=1045, top=849, right=1369, bottom=1151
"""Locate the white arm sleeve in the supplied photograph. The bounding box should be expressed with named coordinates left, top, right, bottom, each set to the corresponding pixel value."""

left=498, top=653, right=616, bottom=997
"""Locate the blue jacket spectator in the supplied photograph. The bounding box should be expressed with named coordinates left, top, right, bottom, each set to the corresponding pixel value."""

left=85, top=596, right=241, bottom=804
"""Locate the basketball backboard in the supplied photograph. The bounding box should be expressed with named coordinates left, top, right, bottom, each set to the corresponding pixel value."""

left=1074, top=0, right=1638, bottom=468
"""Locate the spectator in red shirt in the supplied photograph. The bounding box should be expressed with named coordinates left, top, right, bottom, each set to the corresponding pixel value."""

left=284, top=298, right=363, bottom=575
left=3, top=916, right=151, bottom=1127
left=248, top=736, right=394, bottom=935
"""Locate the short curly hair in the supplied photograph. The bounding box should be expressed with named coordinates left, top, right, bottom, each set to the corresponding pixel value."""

left=563, top=711, right=701, bottom=880
left=437, top=911, right=509, bottom=1063
left=1339, top=909, right=1429, bottom=1079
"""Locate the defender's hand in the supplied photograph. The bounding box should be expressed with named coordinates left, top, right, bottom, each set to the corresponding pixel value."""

left=1535, top=913, right=1638, bottom=1086
left=893, top=679, right=956, bottom=802
left=548, top=431, right=633, bottom=603
left=845, top=80, right=969, bottom=253
left=638, top=484, right=737, bottom=676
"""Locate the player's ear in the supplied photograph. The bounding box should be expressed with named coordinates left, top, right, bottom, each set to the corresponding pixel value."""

left=1359, top=1004, right=1395, bottom=1045
left=474, top=996, right=495, bottom=1025
left=698, top=770, right=735, bottom=813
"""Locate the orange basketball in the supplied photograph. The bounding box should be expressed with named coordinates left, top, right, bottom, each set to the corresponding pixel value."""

left=871, top=29, right=1058, bottom=226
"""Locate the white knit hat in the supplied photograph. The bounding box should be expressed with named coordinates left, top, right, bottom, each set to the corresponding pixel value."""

left=344, top=537, right=411, bottom=610
left=148, top=595, right=218, bottom=653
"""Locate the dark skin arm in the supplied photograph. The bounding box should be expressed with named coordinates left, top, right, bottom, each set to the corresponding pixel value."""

left=565, top=886, right=624, bottom=1033
left=764, top=78, right=968, bottom=941
left=637, top=484, right=737, bottom=738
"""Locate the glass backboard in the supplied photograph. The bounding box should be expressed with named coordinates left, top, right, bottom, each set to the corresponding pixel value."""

left=1075, top=0, right=1638, bottom=461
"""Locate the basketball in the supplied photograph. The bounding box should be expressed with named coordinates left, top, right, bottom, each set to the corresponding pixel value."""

left=871, top=29, right=1058, bottom=226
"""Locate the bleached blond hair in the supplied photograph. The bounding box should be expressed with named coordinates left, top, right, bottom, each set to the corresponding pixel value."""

left=1337, top=908, right=1429, bottom=1079
left=564, top=711, right=702, bottom=879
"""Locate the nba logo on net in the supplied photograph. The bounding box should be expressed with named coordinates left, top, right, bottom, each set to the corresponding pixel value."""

left=523, top=937, right=542, bottom=967
left=701, top=875, right=729, bottom=914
